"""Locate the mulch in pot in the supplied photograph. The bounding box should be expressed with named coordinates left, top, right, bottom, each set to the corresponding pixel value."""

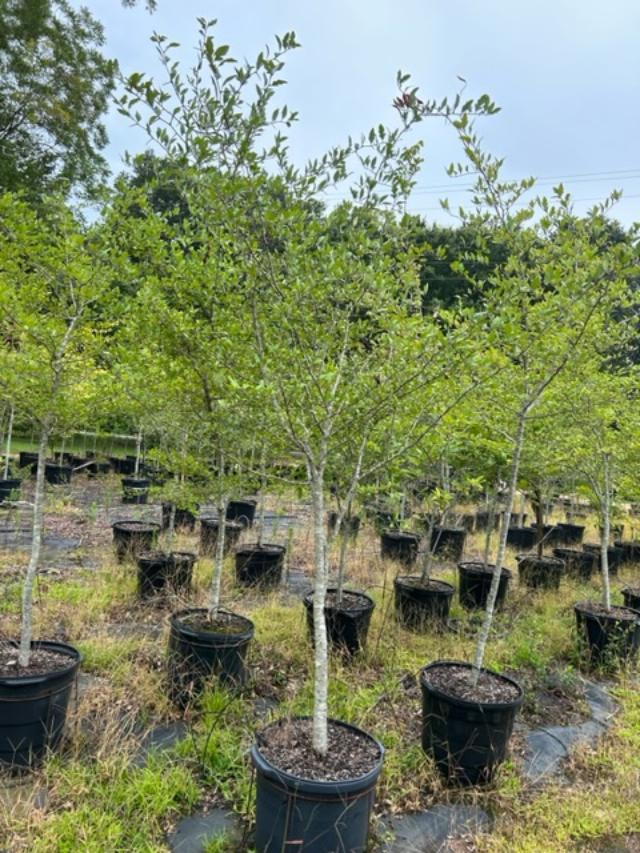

left=0, top=646, right=73, bottom=678
left=177, top=610, right=250, bottom=636
left=422, top=662, right=521, bottom=704
left=255, top=717, right=381, bottom=782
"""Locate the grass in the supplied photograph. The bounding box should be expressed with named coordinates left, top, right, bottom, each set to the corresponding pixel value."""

left=1, top=480, right=640, bottom=850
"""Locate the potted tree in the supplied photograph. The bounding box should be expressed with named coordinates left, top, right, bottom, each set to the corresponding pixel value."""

left=0, top=195, right=114, bottom=767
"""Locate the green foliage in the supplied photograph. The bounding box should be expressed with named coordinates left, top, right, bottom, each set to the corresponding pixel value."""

left=0, top=0, right=116, bottom=199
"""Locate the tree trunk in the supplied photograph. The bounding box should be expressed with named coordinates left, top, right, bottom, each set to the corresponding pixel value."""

left=3, top=404, right=14, bottom=480
left=473, top=408, right=528, bottom=679
left=310, top=469, right=329, bottom=756
left=209, top=497, right=227, bottom=618
left=482, top=492, right=497, bottom=569
left=18, top=424, right=49, bottom=667
left=134, top=430, right=143, bottom=476
left=532, top=488, right=545, bottom=558
left=601, top=453, right=611, bottom=611
left=257, top=447, right=267, bottom=547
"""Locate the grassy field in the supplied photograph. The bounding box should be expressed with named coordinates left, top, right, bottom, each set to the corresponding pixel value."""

left=1, top=477, right=639, bottom=851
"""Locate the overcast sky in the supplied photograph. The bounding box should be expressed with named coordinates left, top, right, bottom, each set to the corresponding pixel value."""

left=85, top=0, right=640, bottom=226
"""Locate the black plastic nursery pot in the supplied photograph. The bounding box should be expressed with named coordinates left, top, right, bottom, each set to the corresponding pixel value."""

left=506, top=526, right=537, bottom=550
left=235, top=544, right=286, bottom=588
left=303, top=588, right=375, bottom=655
left=44, top=463, right=72, bottom=485
left=622, top=587, right=640, bottom=611
left=161, top=502, right=197, bottom=531
left=458, top=562, right=511, bottom=611
left=574, top=601, right=640, bottom=666
left=168, top=551, right=197, bottom=594
left=614, top=540, right=640, bottom=566
left=137, top=550, right=171, bottom=598
left=430, top=526, right=467, bottom=562
left=556, top=523, right=585, bottom=545
left=167, top=607, right=254, bottom=707
left=582, top=543, right=624, bottom=576
left=420, top=660, right=523, bottom=786
left=327, top=511, right=361, bottom=538
left=225, top=499, right=257, bottom=528
left=121, top=477, right=150, bottom=505
left=112, top=520, right=160, bottom=563
left=18, top=451, right=38, bottom=472
left=199, top=517, right=243, bottom=557
left=251, top=717, right=384, bottom=853
left=474, top=510, right=500, bottom=531
left=530, top=523, right=564, bottom=548
left=0, top=478, right=21, bottom=503
left=394, top=576, right=454, bottom=631
left=380, top=530, right=420, bottom=565
left=517, top=555, right=564, bottom=590
left=552, top=548, right=596, bottom=581
left=0, top=641, right=81, bottom=770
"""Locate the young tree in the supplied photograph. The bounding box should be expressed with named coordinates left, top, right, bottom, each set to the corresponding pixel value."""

left=0, top=194, right=116, bottom=665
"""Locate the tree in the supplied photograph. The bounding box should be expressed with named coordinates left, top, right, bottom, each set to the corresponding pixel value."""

left=0, top=0, right=116, bottom=199
left=0, top=194, right=117, bottom=665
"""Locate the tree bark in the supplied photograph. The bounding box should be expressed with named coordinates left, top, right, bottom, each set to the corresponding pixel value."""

left=3, top=405, right=13, bottom=480
left=473, top=407, right=528, bottom=679
left=601, top=453, right=611, bottom=611
left=310, top=468, right=329, bottom=756
left=18, top=424, right=49, bottom=667
left=209, top=497, right=227, bottom=618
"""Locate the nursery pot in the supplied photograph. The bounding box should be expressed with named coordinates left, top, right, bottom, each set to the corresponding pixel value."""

left=380, top=530, right=420, bottom=565
left=168, top=551, right=197, bottom=594
left=167, top=607, right=254, bottom=707
left=0, top=478, right=21, bottom=503
left=235, top=543, right=285, bottom=588
left=115, top=456, right=136, bottom=476
left=137, top=550, right=171, bottom=598
left=121, top=477, right=150, bottom=505
left=112, top=520, right=160, bottom=563
left=199, top=517, right=243, bottom=557
left=574, top=601, right=640, bottom=666
left=226, top=499, right=257, bottom=528
left=18, top=451, right=38, bottom=473
left=44, top=463, right=72, bottom=485
left=394, top=576, right=454, bottom=631
left=552, top=548, right=596, bottom=581
left=622, top=587, right=640, bottom=611
left=251, top=717, right=384, bottom=853
left=458, top=561, right=511, bottom=611
left=614, top=540, right=640, bottom=566
left=161, top=502, right=197, bottom=531
left=430, top=526, right=467, bottom=562
left=420, top=660, right=523, bottom=785
left=517, top=555, right=563, bottom=590
left=0, top=641, right=81, bottom=769
left=582, top=543, right=624, bottom=576
left=303, top=588, right=375, bottom=655
left=556, top=523, right=585, bottom=545
left=475, top=509, right=500, bottom=531
left=506, top=526, right=537, bottom=550
left=530, top=523, right=563, bottom=548
left=327, top=510, right=361, bottom=538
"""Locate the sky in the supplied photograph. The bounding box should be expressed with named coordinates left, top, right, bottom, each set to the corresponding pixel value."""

left=84, top=0, right=640, bottom=226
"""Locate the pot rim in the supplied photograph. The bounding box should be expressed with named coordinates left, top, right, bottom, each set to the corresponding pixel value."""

left=0, top=640, right=82, bottom=687
left=420, top=659, right=524, bottom=710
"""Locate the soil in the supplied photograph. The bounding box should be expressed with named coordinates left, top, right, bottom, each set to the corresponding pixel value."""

left=257, top=718, right=381, bottom=782
left=396, top=576, right=452, bottom=592
left=323, top=591, right=371, bottom=611
left=423, top=663, right=521, bottom=704
left=0, top=645, right=75, bottom=678
left=138, top=550, right=168, bottom=563
left=237, top=544, right=283, bottom=555
left=577, top=602, right=640, bottom=622
left=177, top=609, right=251, bottom=636
left=517, top=555, right=562, bottom=566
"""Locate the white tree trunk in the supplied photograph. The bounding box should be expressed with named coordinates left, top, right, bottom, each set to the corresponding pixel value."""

left=3, top=405, right=14, bottom=480
left=601, top=453, right=611, bottom=610
left=209, top=497, right=227, bottom=618
left=482, top=493, right=497, bottom=569
left=134, top=430, right=143, bottom=476
left=473, top=409, right=527, bottom=679
left=18, top=425, right=49, bottom=667
left=257, top=447, right=267, bottom=547
left=310, top=470, right=329, bottom=756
